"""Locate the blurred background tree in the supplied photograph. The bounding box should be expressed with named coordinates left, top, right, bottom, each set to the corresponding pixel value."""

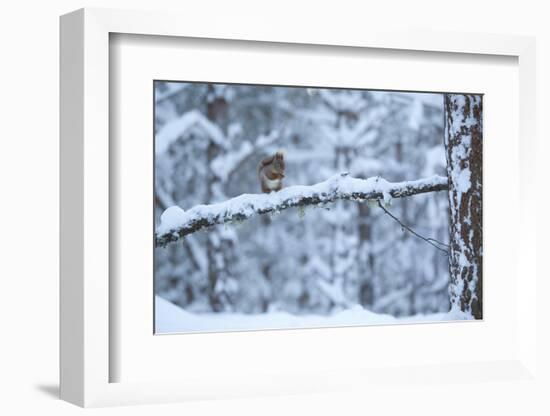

left=154, top=81, right=449, bottom=317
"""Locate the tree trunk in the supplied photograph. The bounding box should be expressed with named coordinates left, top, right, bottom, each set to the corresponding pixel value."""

left=206, top=85, right=232, bottom=312
left=444, top=94, right=483, bottom=319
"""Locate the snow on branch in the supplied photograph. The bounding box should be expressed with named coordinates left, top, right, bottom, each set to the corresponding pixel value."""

left=156, top=173, right=448, bottom=248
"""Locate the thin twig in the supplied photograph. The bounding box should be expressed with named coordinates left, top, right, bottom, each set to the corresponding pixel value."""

left=377, top=200, right=449, bottom=256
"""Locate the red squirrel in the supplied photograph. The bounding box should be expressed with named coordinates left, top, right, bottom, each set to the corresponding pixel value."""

left=257, top=151, right=285, bottom=193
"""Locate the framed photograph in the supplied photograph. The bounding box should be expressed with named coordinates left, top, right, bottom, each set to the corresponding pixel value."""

left=153, top=80, right=481, bottom=335
left=60, top=8, right=538, bottom=407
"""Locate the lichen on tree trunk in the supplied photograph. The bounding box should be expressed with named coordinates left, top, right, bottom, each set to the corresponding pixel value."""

left=444, top=94, right=483, bottom=319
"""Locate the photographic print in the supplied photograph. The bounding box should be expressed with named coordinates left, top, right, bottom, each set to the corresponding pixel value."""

left=154, top=81, right=482, bottom=334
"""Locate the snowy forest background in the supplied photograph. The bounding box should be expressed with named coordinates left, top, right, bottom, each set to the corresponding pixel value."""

left=154, top=81, right=453, bottom=333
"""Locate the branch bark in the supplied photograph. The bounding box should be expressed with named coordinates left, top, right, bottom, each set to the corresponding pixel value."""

left=156, top=173, right=448, bottom=248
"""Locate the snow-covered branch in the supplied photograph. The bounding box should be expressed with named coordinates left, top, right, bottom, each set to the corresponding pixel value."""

left=156, top=173, right=448, bottom=247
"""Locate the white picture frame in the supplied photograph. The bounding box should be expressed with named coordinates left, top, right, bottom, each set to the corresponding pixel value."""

left=60, top=7, right=538, bottom=407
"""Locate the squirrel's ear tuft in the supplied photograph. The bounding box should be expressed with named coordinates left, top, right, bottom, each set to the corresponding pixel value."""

left=276, top=149, right=286, bottom=158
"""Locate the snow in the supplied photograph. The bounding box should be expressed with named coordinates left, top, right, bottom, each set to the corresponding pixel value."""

left=455, top=169, right=471, bottom=195
left=255, top=130, right=280, bottom=148
left=422, top=145, right=446, bottom=177
left=318, top=89, right=367, bottom=113
left=408, top=98, right=424, bottom=130
left=159, top=206, right=187, bottom=229
left=156, top=110, right=228, bottom=155
left=210, top=141, right=254, bottom=182
left=185, top=234, right=207, bottom=273
left=372, top=284, right=413, bottom=311
left=208, top=131, right=280, bottom=182
left=156, top=173, right=448, bottom=238
left=304, top=255, right=331, bottom=280
left=316, top=279, right=348, bottom=306
left=155, top=83, right=187, bottom=103
left=414, top=93, right=443, bottom=108
left=155, top=295, right=453, bottom=334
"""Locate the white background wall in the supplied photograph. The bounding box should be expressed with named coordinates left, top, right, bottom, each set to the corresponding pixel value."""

left=0, top=0, right=548, bottom=414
